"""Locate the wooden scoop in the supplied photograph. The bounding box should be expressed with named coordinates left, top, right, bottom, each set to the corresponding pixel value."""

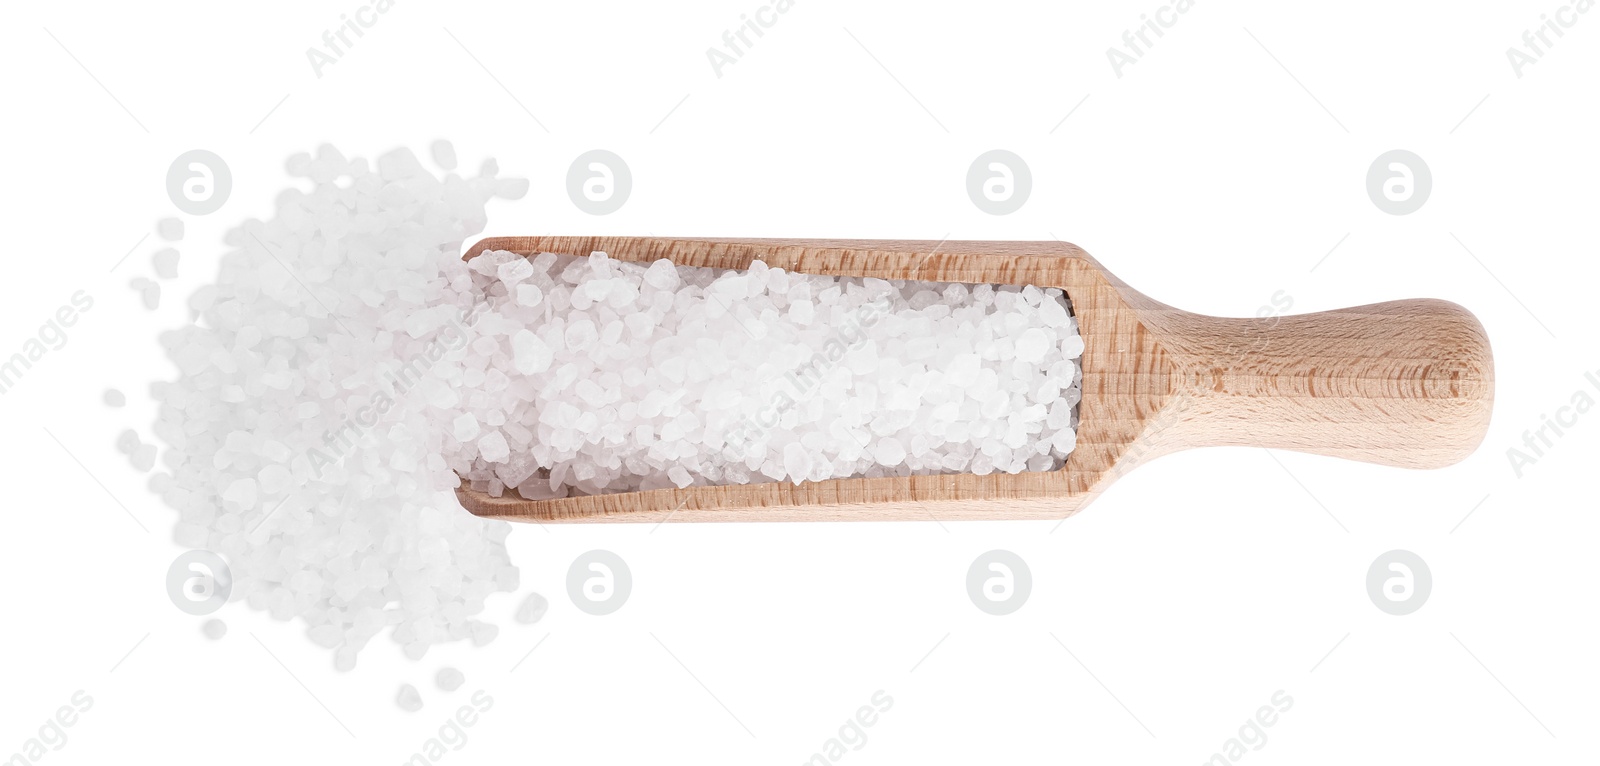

left=454, top=237, right=1493, bottom=524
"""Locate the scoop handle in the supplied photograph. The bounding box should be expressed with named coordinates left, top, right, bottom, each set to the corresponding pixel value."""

left=1147, top=299, right=1494, bottom=468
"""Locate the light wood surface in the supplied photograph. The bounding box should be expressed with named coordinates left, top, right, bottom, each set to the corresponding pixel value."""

left=454, top=237, right=1494, bottom=523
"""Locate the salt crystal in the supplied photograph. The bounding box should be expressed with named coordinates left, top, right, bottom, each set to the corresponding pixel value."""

left=1051, top=428, right=1077, bottom=453
left=643, top=259, right=678, bottom=290
left=453, top=413, right=481, bottom=441
left=497, top=258, right=533, bottom=286
left=947, top=354, right=981, bottom=386
left=1015, top=328, right=1049, bottom=363
left=494, top=178, right=530, bottom=200
left=131, top=444, right=157, bottom=472
left=873, top=437, right=906, bottom=467
left=157, top=218, right=185, bottom=241
left=104, top=388, right=125, bottom=407
left=258, top=464, right=291, bottom=495
left=515, top=592, right=548, bottom=624
left=668, top=465, right=692, bottom=488
left=1061, top=335, right=1085, bottom=357
left=201, top=619, right=227, bottom=640
left=512, top=330, right=552, bottom=374
left=222, top=477, right=257, bottom=508
left=308, top=624, right=342, bottom=648
left=153, top=248, right=180, bottom=279
left=396, top=684, right=423, bottom=712
left=783, top=443, right=813, bottom=484
left=430, top=140, right=457, bottom=171
left=116, top=429, right=141, bottom=455
left=470, top=622, right=498, bottom=647
left=478, top=431, right=509, bottom=463
left=435, top=667, right=465, bottom=692
left=515, top=284, right=543, bottom=307
left=564, top=319, right=597, bottom=350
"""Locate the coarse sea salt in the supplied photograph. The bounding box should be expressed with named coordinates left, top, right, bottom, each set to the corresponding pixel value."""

left=143, top=142, right=1085, bottom=665
left=446, top=249, right=1083, bottom=499
left=147, top=146, right=523, bottom=668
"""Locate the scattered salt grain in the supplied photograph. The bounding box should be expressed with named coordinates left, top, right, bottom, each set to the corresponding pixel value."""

left=396, top=684, right=423, bottom=713
left=435, top=667, right=465, bottom=692
left=202, top=619, right=227, bottom=640
left=515, top=592, right=548, bottom=624
left=153, top=248, right=180, bottom=279
left=157, top=218, right=184, bottom=241
left=141, top=283, right=160, bottom=310
left=103, top=389, right=125, bottom=408
left=116, top=429, right=141, bottom=455
left=146, top=146, right=524, bottom=666
left=470, top=622, right=499, bottom=647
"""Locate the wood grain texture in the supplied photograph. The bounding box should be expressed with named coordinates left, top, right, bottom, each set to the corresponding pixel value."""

left=454, top=237, right=1494, bottom=524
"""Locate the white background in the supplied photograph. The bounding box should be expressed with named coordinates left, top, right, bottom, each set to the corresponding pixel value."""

left=2, top=1, right=1596, bottom=763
